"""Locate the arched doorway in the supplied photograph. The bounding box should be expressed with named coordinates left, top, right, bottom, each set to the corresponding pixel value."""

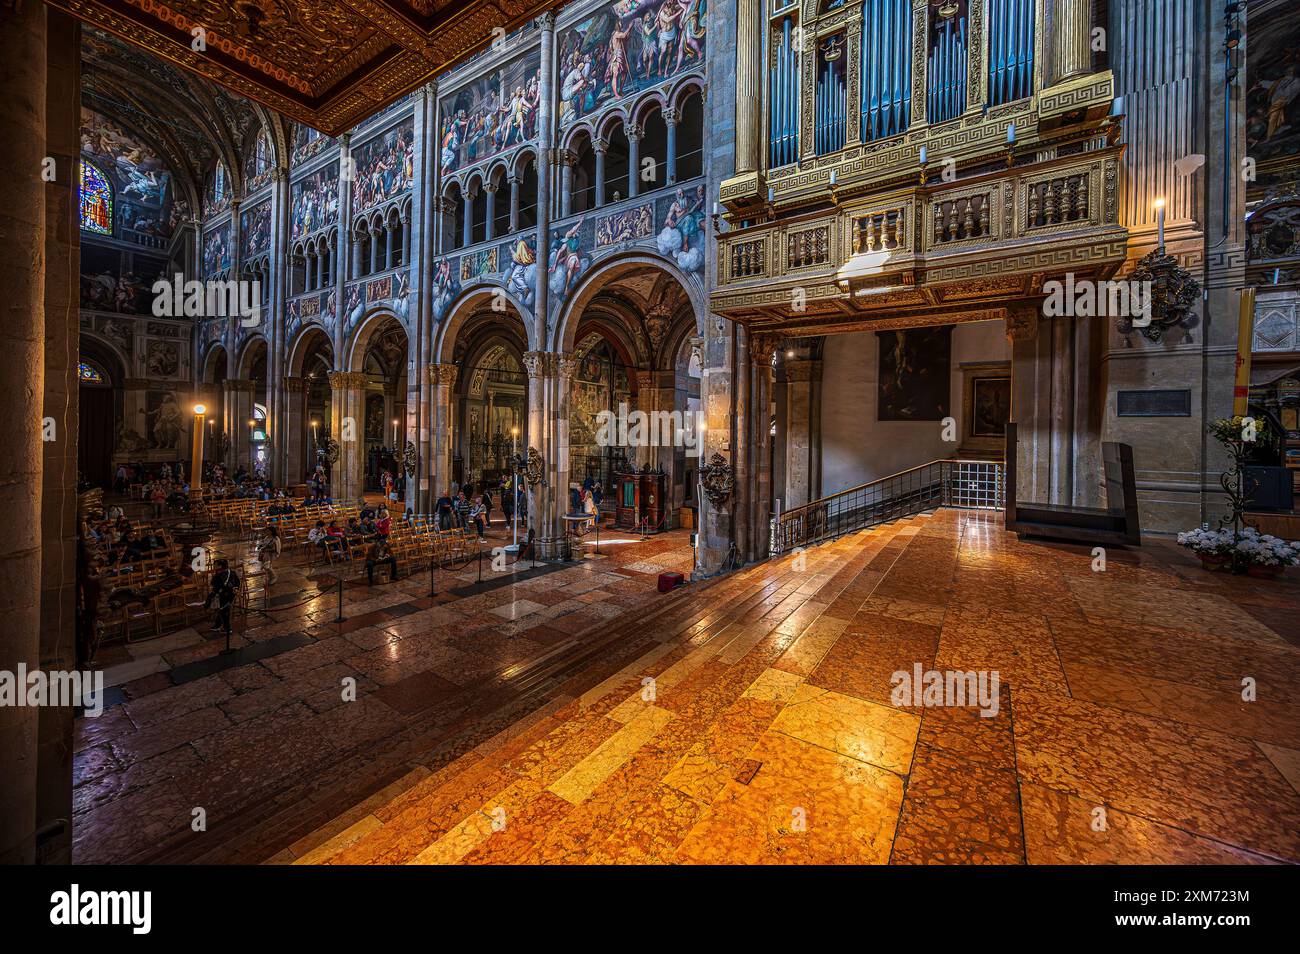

left=555, top=257, right=703, bottom=529
left=235, top=335, right=268, bottom=473
left=339, top=310, right=409, bottom=505
left=78, top=337, right=126, bottom=490
left=286, top=327, right=334, bottom=486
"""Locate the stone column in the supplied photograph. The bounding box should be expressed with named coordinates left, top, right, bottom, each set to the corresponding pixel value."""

left=735, top=0, right=761, bottom=175
left=369, top=226, right=380, bottom=274
left=268, top=167, right=290, bottom=484
left=431, top=364, right=458, bottom=497
left=749, top=333, right=776, bottom=562
left=0, top=0, right=45, bottom=868
left=627, top=126, right=641, bottom=198
left=385, top=222, right=394, bottom=270
left=462, top=190, right=474, bottom=248
left=558, top=152, right=573, bottom=218
left=779, top=357, right=822, bottom=510
left=283, top=376, right=308, bottom=486
left=534, top=11, right=555, bottom=354
left=509, top=174, right=521, bottom=232
left=594, top=139, right=607, bottom=208
left=329, top=371, right=368, bottom=504
left=1054, top=0, right=1094, bottom=83
left=484, top=182, right=497, bottom=241
left=222, top=379, right=255, bottom=469
left=352, top=238, right=363, bottom=279
left=547, top=354, right=578, bottom=559
left=664, top=108, right=679, bottom=184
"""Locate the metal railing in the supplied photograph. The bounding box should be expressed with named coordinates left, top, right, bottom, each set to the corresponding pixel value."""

left=770, top=458, right=1004, bottom=555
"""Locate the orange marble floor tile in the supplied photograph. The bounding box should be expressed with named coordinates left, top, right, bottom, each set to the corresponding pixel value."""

left=1019, top=782, right=1281, bottom=864
left=890, top=744, right=1024, bottom=864
left=768, top=683, right=921, bottom=775
left=673, top=731, right=905, bottom=865
left=1013, top=689, right=1300, bottom=861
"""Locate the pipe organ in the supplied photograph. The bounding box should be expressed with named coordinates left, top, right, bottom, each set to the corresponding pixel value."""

left=769, top=12, right=800, bottom=168
left=814, top=35, right=848, bottom=156
left=926, top=2, right=967, bottom=125
left=861, top=0, right=912, bottom=141
left=989, top=0, right=1036, bottom=106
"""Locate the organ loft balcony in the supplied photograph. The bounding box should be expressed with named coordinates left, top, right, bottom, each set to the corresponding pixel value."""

left=715, top=0, right=1126, bottom=335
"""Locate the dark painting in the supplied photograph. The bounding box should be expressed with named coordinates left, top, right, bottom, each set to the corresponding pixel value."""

left=971, top=377, right=1011, bottom=437
left=877, top=326, right=951, bottom=421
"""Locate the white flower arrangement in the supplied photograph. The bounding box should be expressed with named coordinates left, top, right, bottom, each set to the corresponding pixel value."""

left=1177, top=526, right=1300, bottom=568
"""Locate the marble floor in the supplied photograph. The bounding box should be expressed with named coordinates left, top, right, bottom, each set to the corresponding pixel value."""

left=74, top=510, right=1300, bottom=864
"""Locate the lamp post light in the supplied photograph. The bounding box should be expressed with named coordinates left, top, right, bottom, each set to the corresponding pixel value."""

left=506, top=426, right=522, bottom=554
left=1153, top=196, right=1166, bottom=250
left=191, top=404, right=207, bottom=499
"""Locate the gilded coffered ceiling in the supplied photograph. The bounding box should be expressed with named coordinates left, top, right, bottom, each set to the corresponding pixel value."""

left=46, top=0, right=564, bottom=136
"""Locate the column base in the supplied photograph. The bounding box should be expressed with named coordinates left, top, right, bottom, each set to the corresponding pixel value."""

left=535, top=535, right=573, bottom=561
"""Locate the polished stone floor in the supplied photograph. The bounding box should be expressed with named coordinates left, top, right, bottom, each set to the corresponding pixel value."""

left=75, top=510, right=1300, bottom=864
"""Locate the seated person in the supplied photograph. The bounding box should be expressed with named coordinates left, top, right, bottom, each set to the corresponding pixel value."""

left=359, top=504, right=376, bottom=521
left=346, top=517, right=364, bottom=540
left=359, top=515, right=378, bottom=537
left=374, top=507, right=392, bottom=537
left=324, top=520, right=346, bottom=552
left=307, top=520, right=329, bottom=548
left=365, top=538, right=398, bottom=585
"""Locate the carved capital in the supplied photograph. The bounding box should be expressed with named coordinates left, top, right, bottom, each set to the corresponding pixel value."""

left=556, top=355, right=579, bottom=381
left=662, top=107, right=680, bottom=126
left=1004, top=303, right=1040, bottom=342
left=328, top=370, right=368, bottom=390
left=283, top=375, right=308, bottom=393
left=523, top=350, right=551, bottom=378
left=748, top=332, right=778, bottom=365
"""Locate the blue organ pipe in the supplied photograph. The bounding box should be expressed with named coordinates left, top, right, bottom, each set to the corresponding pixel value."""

left=1022, top=0, right=1034, bottom=100
left=958, top=16, right=967, bottom=114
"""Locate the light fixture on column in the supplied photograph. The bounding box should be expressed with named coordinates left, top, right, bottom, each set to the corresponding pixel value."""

left=191, top=405, right=207, bottom=497
left=1152, top=197, right=1166, bottom=250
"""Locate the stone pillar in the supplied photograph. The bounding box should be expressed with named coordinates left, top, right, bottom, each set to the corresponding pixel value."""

left=664, top=108, right=679, bottom=184
left=484, top=182, right=497, bottom=241
left=329, top=371, right=368, bottom=504
left=548, top=354, right=578, bottom=559
left=222, top=379, right=255, bottom=469
left=779, top=357, right=822, bottom=510
left=268, top=167, right=290, bottom=485
left=284, top=376, right=308, bottom=486
left=1054, top=0, right=1094, bottom=83
left=560, top=152, right=574, bottom=218
left=533, top=11, right=555, bottom=354
left=385, top=222, right=394, bottom=270
left=594, top=140, right=607, bottom=208
left=0, top=0, right=45, bottom=864
left=748, top=333, right=776, bottom=562
left=735, top=0, right=761, bottom=175
left=431, top=364, right=458, bottom=497
left=509, top=175, right=521, bottom=232
left=352, top=238, right=362, bottom=279
left=369, top=226, right=380, bottom=274
left=462, top=190, right=474, bottom=248
left=627, top=126, right=641, bottom=198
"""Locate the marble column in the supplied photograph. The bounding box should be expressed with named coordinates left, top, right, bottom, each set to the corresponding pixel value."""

left=1054, top=0, right=1094, bottom=83
left=748, top=333, right=775, bottom=562
left=369, top=226, right=380, bottom=274
left=627, top=126, right=641, bottom=198
left=594, top=140, right=607, bottom=208
left=431, top=364, right=458, bottom=498
left=222, top=379, right=255, bottom=469
left=778, top=357, right=822, bottom=510
left=533, top=11, right=555, bottom=355
left=462, top=190, right=474, bottom=248
left=484, top=182, right=497, bottom=241
left=329, top=370, right=368, bottom=504
left=664, top=108, right=679, bottom=184
left=509, top=175, right=521, bottom=232
left=283, top=376, right=308, bottom=486
left=385, top=222, right=394, bottom=270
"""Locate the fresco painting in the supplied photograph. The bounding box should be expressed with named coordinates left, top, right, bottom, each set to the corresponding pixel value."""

left=655, top=184, right=707, bottom=272
left=241, top=201, right=272, bottom=258
left=558, top=0, right=708, bottom=125
left=439, top=53, right=542, bottom=174
left=202, top=223, right=232, bottom=277
left=352, top=120, right=414, bottom=213
left=877, top=326, right=952, bottom=422
left=1246, top=5, right=1300, bottom=190
left=291, top=162, right=340, bottom=241
left=596, top=202, right=654, bottom=246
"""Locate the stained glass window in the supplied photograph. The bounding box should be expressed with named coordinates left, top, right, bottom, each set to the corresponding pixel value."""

left=78, top=361, right=104, bottom=384
left=79, top=161, right=112, bottom=235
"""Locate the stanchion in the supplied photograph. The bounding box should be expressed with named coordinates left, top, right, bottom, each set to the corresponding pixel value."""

left=429, top=557, right=437, bottom=598
left=594, top=520, right=600, bottom=555
left=477, top=546, right=483, bottom=583
left=335, top=575, right=344, bottom=622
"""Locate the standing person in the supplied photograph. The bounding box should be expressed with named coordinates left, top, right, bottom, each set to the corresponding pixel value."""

left=481, top=485, right=494, bottom=529
left=114, top=464, right=128, bottom=494
left=469, top=495, right=488, bottom=542
left=500, top=475, right=514, bottom=525
left=436, top=490, right=454, bottom=531
left=454, top=491, right=470, bottom=529
left=257, top=524, right=282, bottom=585
left=150, top=481, right=167, bottom=520
left=205, top=559, right=240, bottom=636
left=365, top=538, right=398, bottom=585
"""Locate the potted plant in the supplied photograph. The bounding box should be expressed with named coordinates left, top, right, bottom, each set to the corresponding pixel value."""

left=1176, top=417, right=1300, bottom=575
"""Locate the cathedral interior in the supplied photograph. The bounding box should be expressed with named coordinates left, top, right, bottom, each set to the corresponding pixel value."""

left=2, top=0, right=1300, bottom=884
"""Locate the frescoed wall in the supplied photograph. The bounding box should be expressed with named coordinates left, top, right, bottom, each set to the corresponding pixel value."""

left=80, top=107, right=172, bottom=208
left=439, top=52, right=542, bottom=174
left=79, top=244, right=167, bottom=314
left=1247, top=4, right=1300, bottom=193
left=291, top=162, right=340, bottom=241
left=202, top=223, right=232, bottom=277
left=352, top=119, right=414, bottom=213
left=241, top=200, right=272, bottom=258
left=291, top=124, right=335, bottom=166
left=558, top=0, right=708, bottom=125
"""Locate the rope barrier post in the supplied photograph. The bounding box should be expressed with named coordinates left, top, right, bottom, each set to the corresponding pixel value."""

left=477, top=545, right=483, bottom=583
left=429, top=557, right=436, bottom=598
left=594, top=520, right=600, bottom=556
left=335, top=575, right=344, bottom=623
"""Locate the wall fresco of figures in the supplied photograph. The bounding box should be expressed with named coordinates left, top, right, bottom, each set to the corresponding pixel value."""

left=291, top=124, right=335, bottom=166
left=439, top=52, right=542, bottom=175
left=342, top=271, right=412, bottom=337
left=79, top=244, right=168, bottom=314
left=1247, top=4, right=1300, bottom=193
left=558, top=0, right=707, bottom=125
left=286, top=290, right=338, bottom=347
left=79, top=107, right=175, bottom=240
left=352, top=120, right=415, bottom=214
left=547, top=180, right=706, bottom=300
left=203, top=223, right=232, bottom=277
left=430, top=234, right=540, bottom=322
left=290, top=162, right=340, bottom=241
left=241, top=201, right=272, bottom=258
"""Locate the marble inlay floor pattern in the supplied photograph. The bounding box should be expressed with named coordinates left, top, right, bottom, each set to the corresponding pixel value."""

left=74, top=512, right=1300, bottom=864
